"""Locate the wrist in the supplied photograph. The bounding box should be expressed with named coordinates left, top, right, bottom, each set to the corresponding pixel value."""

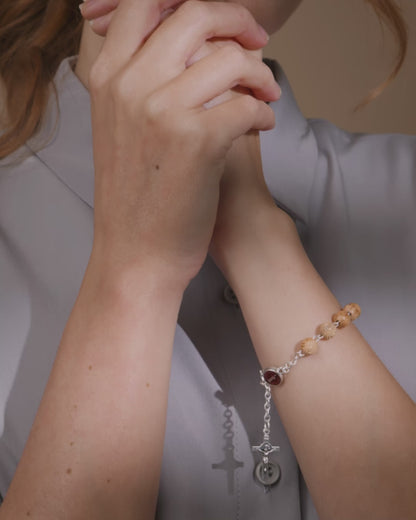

left=82, top=248, right=185, bottom=312
left=211, top=206, right=302, bottom=281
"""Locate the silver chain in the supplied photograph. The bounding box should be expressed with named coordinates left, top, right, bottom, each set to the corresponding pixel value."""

left=251, top=312, right=355, bottom=491
left=260, top=374, right=273, bottom=465
left=261, top=374, right=271, bottom=442
left=255, top=323, right=343, bottom=464
left=277, top=348, right=305, bottom=375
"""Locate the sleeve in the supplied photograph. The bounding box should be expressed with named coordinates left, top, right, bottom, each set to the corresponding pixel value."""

left=260, top=59, right=319, bottom=225
left=260, top=61, right=416, bottom=406
left=0, top=228, right=33, bottom=498
left=260, top=59, right=416, bottom=238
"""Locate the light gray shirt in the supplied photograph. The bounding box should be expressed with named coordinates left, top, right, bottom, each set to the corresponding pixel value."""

left=0, top=56, right=415, bottom=519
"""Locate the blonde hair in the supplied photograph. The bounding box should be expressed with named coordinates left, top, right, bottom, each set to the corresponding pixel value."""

left=0, top=0, right=409, bottom=159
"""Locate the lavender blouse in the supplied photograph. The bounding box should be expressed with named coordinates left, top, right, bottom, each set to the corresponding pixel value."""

left=0, top=57, right=415, bottom=518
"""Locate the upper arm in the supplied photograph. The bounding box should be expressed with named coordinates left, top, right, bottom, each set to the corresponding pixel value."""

left=260, top=60, right=416, bottom=235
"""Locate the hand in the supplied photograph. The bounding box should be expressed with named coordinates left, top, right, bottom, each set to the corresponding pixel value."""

left=82, top=0, right=283, bottom=280
left=82, top=0, right=280, bottom=292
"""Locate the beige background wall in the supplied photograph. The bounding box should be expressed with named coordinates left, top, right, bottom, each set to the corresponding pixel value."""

left=264, top=0, right=416, bottom=134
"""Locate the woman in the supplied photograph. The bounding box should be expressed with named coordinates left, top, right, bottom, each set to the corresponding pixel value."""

left=0, top=0, right=415, bottom=518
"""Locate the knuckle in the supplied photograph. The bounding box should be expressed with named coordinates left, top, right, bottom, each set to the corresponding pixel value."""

left=221, top=45, right=247, bottom=69
left=110, top=73, right=134, bottom=103
left=264, top=63, right=276, bottom=83
left=142, top=92, right=169, bottom=123
left=267, top=105, right=276, bottom=124
left=171, top=116, right=210, bottom=153
left=89, top=60, right=110, bottom=92
left=205, top=129, right=226, bottom=155
left=259, top=64, right=276, bottom=88
left=230, top=2, right=253, bottom=29
left=240, top=94, right=259, bottom=115
left=180, top=0, right=208, bottom=21
left=173, top=116, right=202, bottom=141
left=262, top=101, right=274, bottom=118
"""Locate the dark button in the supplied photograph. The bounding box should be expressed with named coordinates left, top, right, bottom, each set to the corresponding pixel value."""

left=254, top=461, right=281, bottom=487
left=223, top=285, right=239, bottom=307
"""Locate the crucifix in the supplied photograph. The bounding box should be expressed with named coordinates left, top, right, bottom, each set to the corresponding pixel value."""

left=212, top=445, right=244, bottom=495
left=252, top=373, right=281, bottom=492
left=212, top=391, right=244, bottom=495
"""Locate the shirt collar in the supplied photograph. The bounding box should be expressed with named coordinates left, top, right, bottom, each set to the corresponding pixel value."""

left=26, top=56, right=95, bottom=208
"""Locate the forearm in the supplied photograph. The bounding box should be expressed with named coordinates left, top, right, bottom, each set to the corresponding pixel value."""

left=0, top=258, right=183, bottom=519
left=216, top=210, right=416, bottom=520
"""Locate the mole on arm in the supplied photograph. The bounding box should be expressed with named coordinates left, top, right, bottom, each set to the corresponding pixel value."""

left=107, top=478, right=111, bottom=484
left=88, top=365, right=93, bottom=371
left=69, top=441, right=74, bottom=447
left=155, top=164, right=160, bottom=170
left=146, top=382, right=150, bottom=388
left=66, top=468, right=72, bottom=475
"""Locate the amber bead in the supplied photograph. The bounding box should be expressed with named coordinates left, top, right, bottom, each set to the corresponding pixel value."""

left=300, top=337, right=319, bottom=356
left=332, top=310, right=351, bottom=328
left=344, top=303, right=361, bottom=320
left=317, top=322, right=338, bottom=340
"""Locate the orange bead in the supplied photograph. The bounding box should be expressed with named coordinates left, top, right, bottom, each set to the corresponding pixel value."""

left=344, top=303, right=361, bottom=320
left=317, top=322, right=337, bottom=340
left=332, top=310, right=351, bottom=329
left=300, top=337, right=319, bottom=356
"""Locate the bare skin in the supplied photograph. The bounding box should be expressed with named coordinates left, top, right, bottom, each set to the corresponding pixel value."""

left=81, top=2, right=416, bottom=518
left=77, top=0, right=303, bottom=40
left=0, top=1, right=415, bottom=519
left=0, top=2, right=279, bottom=519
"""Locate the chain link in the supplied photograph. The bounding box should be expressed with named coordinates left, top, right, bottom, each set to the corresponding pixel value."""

left=260, top=373, right=273, bottom=465
left=260, top=373, right=271, bottom=441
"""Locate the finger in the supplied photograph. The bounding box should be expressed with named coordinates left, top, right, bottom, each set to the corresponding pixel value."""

left=100, top=0, right=157, bottom=70
left=157, top=46, right=280, bottom=109
left=86, top=4, right=176, bottom=39
left=202, top=95, right=276, bottom=146
left=99, top=0, right=186, bottom=73
left=138, top=1, right=269, bottom=77
left=80, top=0, right=119, bottom=21
left=89, top=12, right=115, bottom=37
left=185, top=38, right=261, bottom=67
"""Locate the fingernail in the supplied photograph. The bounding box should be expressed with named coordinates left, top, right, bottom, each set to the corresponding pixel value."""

left=79, top=0, right=94, bottom=13
left=257, top=24, right=270, bottom=42
left=79, top=2, right=91, bottom=14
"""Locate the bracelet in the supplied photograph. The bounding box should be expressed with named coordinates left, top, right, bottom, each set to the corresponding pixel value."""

left=262, top=303, right=361, bottom=386
left=251, top=303, right=361, bottom=492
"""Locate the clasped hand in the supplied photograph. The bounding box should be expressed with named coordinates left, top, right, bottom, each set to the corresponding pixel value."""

left=80, top=0, right=288, bottom=290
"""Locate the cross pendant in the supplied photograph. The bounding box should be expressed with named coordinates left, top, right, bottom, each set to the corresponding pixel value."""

left=252, top=440, right=280, bottom=457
